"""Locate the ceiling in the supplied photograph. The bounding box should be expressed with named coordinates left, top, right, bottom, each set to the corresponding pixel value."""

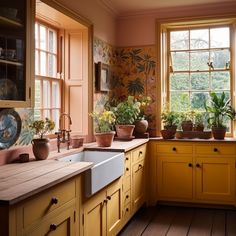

left=100, top=0, right=236, bottom=16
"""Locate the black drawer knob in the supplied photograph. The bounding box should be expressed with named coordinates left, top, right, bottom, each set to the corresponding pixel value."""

left=50, top=224, right=57, bottom=231
left=107, top=196, right=111, bottom=200
left=213, top=148, right=218, bottom=152
left=188, top=163, right=193, bottom=167
left=126, top=157, right=129, bottom=161
left=126, top=167, right=129, bottom=171
left=196, top=163, right=201, bottom=168
left=126, top=208, right=129, bottom=212
left=172, top=147, right=177, bottom=151
left=51, top=197, right=58, bottom=205
left=139, top=151, right=143, bottom=156
left=126, top=195, right=129, bottom=199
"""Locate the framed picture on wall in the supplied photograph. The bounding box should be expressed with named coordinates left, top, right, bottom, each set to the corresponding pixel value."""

left=95, top=62, right=110, bottom=92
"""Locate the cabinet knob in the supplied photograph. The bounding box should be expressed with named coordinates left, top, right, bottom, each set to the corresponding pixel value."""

left=188, top=163, right=193, bottom=167
left=50, top=224, right=57, bottom=231
left=107, top=196, right=111, bottom=200
left=172, top=147, right=177, bottom=151
left=138, top=164, right=143, bottom=169
left=126, top=167, right=129, bottom=171
left=103, top=199, right=108, bottom=204
left=139, top=151, right=143, bottom=156
left=126, top=157, right=129, bottom=161
left=213, top=148, right=218, bottom=152
left=196, top=163, right=201, bottom=168
left=126, top=208, right=129, bottom=212
left=51, top=197, right=58, bottom=205
left=126, top=195, right=129, bottom=199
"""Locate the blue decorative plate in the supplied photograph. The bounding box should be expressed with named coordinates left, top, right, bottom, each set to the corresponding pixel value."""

left=0, top=109, right=21, bottom=149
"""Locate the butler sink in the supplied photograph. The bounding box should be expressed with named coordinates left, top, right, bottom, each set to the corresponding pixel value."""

left=57, top=151, right=124, bottom=197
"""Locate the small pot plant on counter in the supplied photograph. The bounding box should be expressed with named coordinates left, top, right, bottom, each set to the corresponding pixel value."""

left=161, top=105, right=179, bottom=139
left=30, top=118, right=55, bottom=160
left=89, top=110, right=116, bottom=147
left=111, top=96, right=141, bottom=139
left=205, top=92, right=236, bottom=139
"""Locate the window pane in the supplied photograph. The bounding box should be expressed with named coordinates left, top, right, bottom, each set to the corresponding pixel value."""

left=52, top=81, right=60, bottom=107
left=191, top=72, right=209, bottom=90
left=43, top=80, right=50, bottom=108
left=170, top=73, right=189, bottom=90
left=170, top=31, right=189, bottom=50
left=210, top=49, right=230, bottom=69
left=210, top=27, right=229, bottom=48
left=170, top=92, right=190, bottom=111
left=190, top=29, right=209, bottom=49
left=40, top=51, right=47, bottom=76
left=171, top=52, right=189, bottom=71
left=48, top=54, right=57, bottom=77
left=35, top=80, right=41, bottom=108
left=40, top=25, right=47, bottom=50
left=43, top=110, right=50, bottom=119
left=35, top=23, right=39, bottom=49
left=48, top=30, right=57, bottom=53
left=190, top=51, right=209, bottom=71
left=34, top=109, right=41, bottom=121
left=211, top=71, right=230, bottom=90
left=52, top=109, right=60, bottom=130
left=191, top=92, right=209, bottom=110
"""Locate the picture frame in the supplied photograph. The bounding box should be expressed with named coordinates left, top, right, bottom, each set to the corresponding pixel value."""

left=95, top=62, right=110, bottom=92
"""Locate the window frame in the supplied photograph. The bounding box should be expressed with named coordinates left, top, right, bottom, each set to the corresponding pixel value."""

left=157, top=16, right=236, bottom=137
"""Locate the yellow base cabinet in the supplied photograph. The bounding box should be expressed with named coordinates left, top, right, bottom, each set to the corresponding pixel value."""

left=195, top=157, right=235, bottom=202
left=152, top=141, right=236, bottom=205
left=82, top=178, right=123, bottom=236
left=157, top=156, right=193, bottom=200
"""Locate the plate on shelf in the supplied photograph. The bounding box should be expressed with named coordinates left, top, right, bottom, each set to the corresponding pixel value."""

left=0, top=109, right=21, bottom=149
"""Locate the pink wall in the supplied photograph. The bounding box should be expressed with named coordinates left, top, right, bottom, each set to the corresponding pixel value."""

left=56, top=0, right=117, bottom=45
left=117, top=1, right=236, bottom=47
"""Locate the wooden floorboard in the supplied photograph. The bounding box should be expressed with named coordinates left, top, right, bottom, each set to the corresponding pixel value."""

left=119, top=205, right=236, bottom=236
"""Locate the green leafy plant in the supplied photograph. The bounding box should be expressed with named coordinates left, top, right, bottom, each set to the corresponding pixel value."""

left=29, top=118, right=55, bottom=139
left=89, top=110, right=116, bottom=133
left=111, top=96, right=141, bottom=125
left=161, top=105, right=179, bottom=128
left=205, top=92, right=235, bottom=128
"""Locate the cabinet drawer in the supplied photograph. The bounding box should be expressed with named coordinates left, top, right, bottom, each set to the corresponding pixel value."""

left=123, top=189, right=131, bottom=206
left=123, top=175, right=131, bottom=193
left=195, top=144, right=236, bottom=155
left=156, top=143, right=193, bottom=155
left=132, top=144, right=146, bottom=163
left=23, top=178, right=76, bottom=227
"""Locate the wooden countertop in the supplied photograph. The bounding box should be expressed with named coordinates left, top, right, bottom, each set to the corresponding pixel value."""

left=0, top=160, right=93, bottom=205
left=150, top=137, right=236, bottom=142
left=84, top=138, right=149, bottom=152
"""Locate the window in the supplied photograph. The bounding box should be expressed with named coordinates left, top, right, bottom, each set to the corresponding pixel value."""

left=34, top=21, right=60, bottom=129
left=168, top=26, right=231, bottom=112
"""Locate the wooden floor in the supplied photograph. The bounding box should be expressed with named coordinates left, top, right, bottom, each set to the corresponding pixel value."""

left=118, top=205, right=236, bottom=236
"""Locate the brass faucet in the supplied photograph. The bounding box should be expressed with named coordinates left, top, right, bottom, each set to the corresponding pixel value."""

left=55, top=113, right=72, bottom=152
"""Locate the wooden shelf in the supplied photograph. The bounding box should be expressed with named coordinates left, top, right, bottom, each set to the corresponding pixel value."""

left=0, top=58, right=23, bottom=66
left=0, top=15, right=23, bottom=27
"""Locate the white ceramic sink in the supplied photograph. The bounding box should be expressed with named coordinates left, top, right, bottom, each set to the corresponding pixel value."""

left=57, top=151, right=124, bottom=197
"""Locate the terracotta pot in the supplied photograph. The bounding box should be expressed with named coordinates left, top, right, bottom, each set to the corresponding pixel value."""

left=31, top=138, right=50, bottom=160
left=182, top=120, right=193, bottom=131
left=212, top=127, right=226, bottom=140
left=94, top=131, right=115, bottom=147
left=115, top=125, right=135, bottom=138
left=134, top=119, right=148, bottom=134
left=164, top=125, right=177, bottom=133
left=194, top=124, right=204, bottom=132
left=161, top=129, right=176, bottom=139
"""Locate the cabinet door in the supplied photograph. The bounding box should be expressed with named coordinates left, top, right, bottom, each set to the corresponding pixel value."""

left=25, top=205, right=76, bottom=236
left=132, top=159, right=145, bottom=211
left=157, top=156, right=193, bottom=200
left=83, top=191, right=106, bottom=236
left=106, top=179, right=122, bottom=236
left=195, top=157, right=235, bottom=202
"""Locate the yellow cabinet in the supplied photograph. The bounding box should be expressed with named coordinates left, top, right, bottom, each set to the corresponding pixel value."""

left=83, top=178, right=122, bottom=236
left=157, top=156, right=193, bottom=200
left=195, top=157, right=235, bottom=202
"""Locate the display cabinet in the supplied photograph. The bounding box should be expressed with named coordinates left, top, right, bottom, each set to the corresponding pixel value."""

left=0, top=0, right=34, bottom=107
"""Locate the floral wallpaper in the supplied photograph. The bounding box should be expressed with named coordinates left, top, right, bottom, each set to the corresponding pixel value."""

left=93, top=37, right=157, bottom=131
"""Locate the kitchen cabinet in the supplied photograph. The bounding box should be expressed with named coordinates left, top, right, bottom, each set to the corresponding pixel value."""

left=0, top=0, right=34, bottom=107
left=157, top=156, right=193, bottom=200
left=153, top=141, right=236, bottom=205
left=83, top=178, right=122, bottom=236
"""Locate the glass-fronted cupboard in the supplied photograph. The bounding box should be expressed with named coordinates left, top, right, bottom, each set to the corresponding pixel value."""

left=0, top=0, right=34, bottom=107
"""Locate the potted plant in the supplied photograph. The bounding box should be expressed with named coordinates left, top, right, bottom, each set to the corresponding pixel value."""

left=161, top=106, right=179, bottom=139
left=205, top=92, right=235, bottom=139
left=134, top=95, right=152, bottom=135
left=111, top=96, right=141, bottom=139
left=180, top=110, right=195, bottom=132
left=193, top=112, right=204, bottom=132
left=89, top=110, right=116, bottom=147
left=30, top=118, right=55, bottom=160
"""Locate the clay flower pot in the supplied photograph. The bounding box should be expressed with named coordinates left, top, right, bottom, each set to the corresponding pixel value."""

left=161, top=129, right=176, bottom=139
left=94, top=131, right=115, bottom=147
left=31, top=138, right=50, bottom=160
left=115, top=125, right=135, bottom=139
left=181, top=120, right=193, bottom=131
left=212, top=127, right=226, bottom=140
left=134, top=119, right=148, bottom=134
